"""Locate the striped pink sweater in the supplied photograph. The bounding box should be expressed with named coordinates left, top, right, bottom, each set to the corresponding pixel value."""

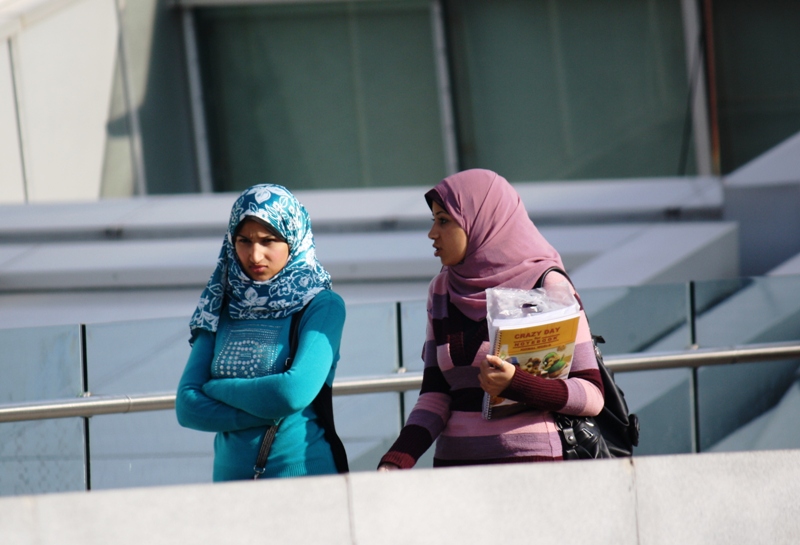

left=380, top=271, right=604, bottom=468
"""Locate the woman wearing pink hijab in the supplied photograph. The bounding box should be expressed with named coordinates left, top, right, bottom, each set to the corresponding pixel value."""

left=378, top=169, right=604, bottom=469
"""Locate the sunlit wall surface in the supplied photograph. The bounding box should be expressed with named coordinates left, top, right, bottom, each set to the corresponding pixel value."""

left=0, top=0, right=196, bottom=204
left=0, top=38, right=25, bottom=204
left=1, top=0, right=119, bottom=202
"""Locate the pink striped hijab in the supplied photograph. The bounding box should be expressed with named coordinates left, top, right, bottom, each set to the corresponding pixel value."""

left=425, top=169, right=564, bottom=321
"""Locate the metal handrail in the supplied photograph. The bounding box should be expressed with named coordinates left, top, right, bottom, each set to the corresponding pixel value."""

left=1, top=340, right=799, bottom=423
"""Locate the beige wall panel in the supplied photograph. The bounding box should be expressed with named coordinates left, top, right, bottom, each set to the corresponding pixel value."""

left=15, top=0, right=118, bottom=202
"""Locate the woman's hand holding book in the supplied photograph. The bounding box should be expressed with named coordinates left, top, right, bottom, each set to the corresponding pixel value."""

left=478, top=356, right=514, bottom=397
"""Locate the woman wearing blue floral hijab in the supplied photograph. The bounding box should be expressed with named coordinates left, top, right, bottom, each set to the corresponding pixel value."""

left=177, top=184, right=348, bottom=480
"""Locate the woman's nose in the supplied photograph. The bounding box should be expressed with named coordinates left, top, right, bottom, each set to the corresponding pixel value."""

left=428, top=224, right=436, bottom=239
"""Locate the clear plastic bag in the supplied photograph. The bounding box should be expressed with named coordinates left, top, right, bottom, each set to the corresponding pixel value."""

left=487, top=283, right=577, bottom=322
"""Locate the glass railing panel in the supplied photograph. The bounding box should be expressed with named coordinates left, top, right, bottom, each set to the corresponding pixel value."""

left=614, top=367, right=695, bottom=456
left=399, top=298, right=433, bottom=467
left=399, top=299, right=427, bottom=372
left=0, top=325, right=85, bottom=496
left=581, top=282, right=694, bottom=455
left=580, top=283, right=690, bottom=354
left=339, top=301, right=399, bottom=377
left=694, top=275, right=800, bottom=452
left=337, top=301, right=401, bottom=471
left=85, top=316, right=203, bottom=489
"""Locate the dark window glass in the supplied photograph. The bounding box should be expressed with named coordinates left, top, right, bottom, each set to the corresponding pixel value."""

left=195, top=1, right=446, bottom=192
left=445, top=0, right=695, bottom=180
left=713, top=1, right=800, bottom=173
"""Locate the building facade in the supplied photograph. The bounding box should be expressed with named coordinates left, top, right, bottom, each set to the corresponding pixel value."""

left=2, top=0, right=799, bottom=202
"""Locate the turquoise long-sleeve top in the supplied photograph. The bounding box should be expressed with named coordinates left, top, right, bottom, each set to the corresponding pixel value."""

left=176, top=289, right=346, bottom=480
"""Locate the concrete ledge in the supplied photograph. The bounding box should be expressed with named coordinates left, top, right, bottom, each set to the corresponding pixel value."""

left=0, top=222, right=739, bottom=292
left=349, top=460, right=638, bottom=545
left=770, top=253, right=800, bottom=276
left=570, top=222, right=739, bottom=289
left=724, top=182, right=800, bottom=276
left=635, top=450, right=800, bottom=545
left=0, top=176, right=722, bottom=241
left=724, top=131, right=800, bottom=276
left=0, top=475, right=353, bottom=545
left=1, top=450, right=798, bottom=545
left=725, top=131, right=800, bottom=188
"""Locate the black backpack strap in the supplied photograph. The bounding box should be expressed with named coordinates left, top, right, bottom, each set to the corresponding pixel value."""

left=533, top=266, right=572, bottom=290
left=312, top=383, right=349, bottom=473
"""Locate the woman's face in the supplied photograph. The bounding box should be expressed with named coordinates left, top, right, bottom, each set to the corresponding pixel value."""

left=428, top=201, right=468, bottom=266
left=234, top=219, right=290, bottom=282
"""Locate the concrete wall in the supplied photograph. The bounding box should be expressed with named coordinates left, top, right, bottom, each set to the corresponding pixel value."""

left=0, top=0, right=119, bottom=203
left=0, top=34, right=25, bottom=203
left=0, top=0, right=197, bottom=204
left=1, top=449, right=798, bottom=545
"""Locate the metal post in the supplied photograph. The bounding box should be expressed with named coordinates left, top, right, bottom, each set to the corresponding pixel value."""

left=182, top=7, right=214, bottom=193
left=79, top=324, right=92, bottom=490
left=679, top=0, right=713, bottom=176
left=114, top=0, right=148, bottom=196
left=430, top=0, right=458, bottom=175
left=7, top=37, right=29, bottom=202
left=687, top=281, right=700, bottom=453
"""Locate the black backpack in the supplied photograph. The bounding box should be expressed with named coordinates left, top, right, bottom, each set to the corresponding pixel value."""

left=536, top=267, right=640, bottom=459
left=290, top=306, right=349, bottom=473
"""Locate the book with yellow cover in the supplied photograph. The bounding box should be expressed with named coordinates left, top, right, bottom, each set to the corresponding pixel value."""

left=482, top=286, right=581, bottom=419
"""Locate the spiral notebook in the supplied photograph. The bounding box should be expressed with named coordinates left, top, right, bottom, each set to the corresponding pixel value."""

left=482, top=303, right=581, bottom=420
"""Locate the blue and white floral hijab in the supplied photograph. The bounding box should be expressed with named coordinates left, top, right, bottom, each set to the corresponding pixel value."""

left=189, top=184, right=331, bottom=340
